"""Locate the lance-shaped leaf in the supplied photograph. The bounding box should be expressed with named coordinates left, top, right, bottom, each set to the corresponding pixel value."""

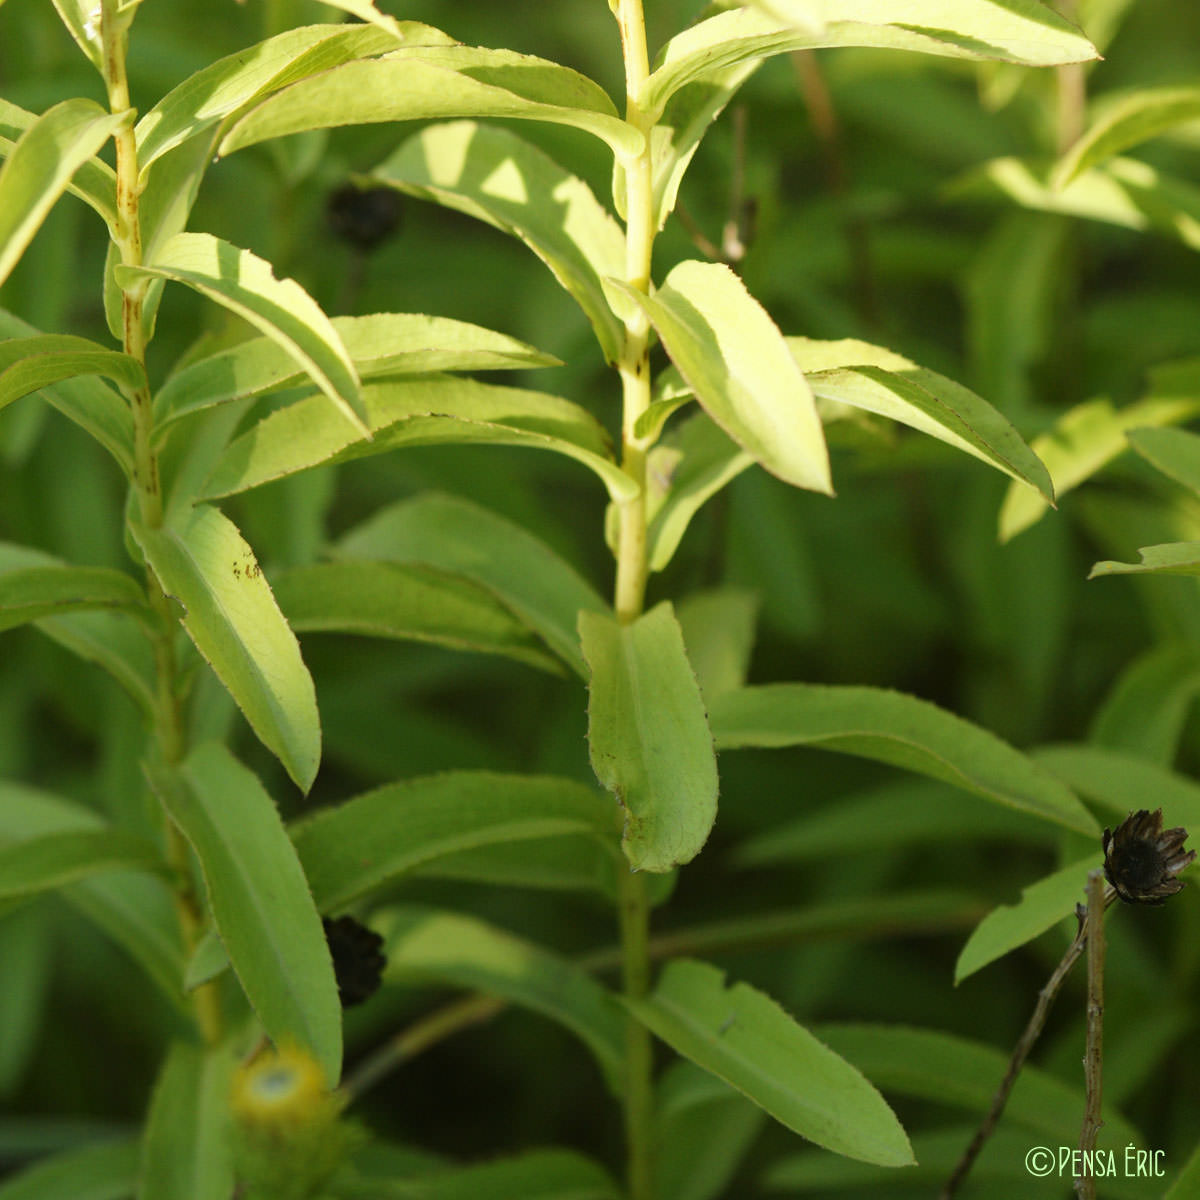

left=1127, top=425, right=1200, bottom=496
left=0, top=829, right=167, bottom=901
left=0, top=336, right=146, bottom=413
left=200, top=376, right=634, bottom=504
left=390, top=1151, right=622, bottom=1200
left=998, top=393, right=1200, bottom=541
left=626, top=960, right=913, bottom=1166
left=376, top=905, right=626, bottom=1095
left=219, top=45, right=643, bottom=161
left=790, top=337, right=1054, bottom=500
left=615, top=262, right=831, bottom=494
left=138, top=1042, right=236, bottom=1200
left=154, top=310, right=559, bottom=430
left=149, top=744, right=342, bottom=1083
left=50, top=0, right=104, bottom=72
left=0, top=97, right=116, bottom=224
left=0, top=1137, right=139, bottom=1200
left=116, top=232, right=368, bottom=435
left=0, top=559, right=149, bottom=633
left=289, top=771, right=616, bottom=912
left=709, top=684, right=1098, bottom=834
left=132, top=505, right=321, bottom=792
left=0, top=99, right=128, bottom=288
left=579, top=603, right=718, bottom=872
left=0, top=309, right=135, bottom=477
left=646, top=2, right=1097, bottom=117
left=133, top=22, right=440, bottom=177
left=271, top=560, right=564, bottom=674
left=954, top=855, right=1097, bottom=984
left=336, top=492, right=608, bottom=678
left=1056, top=86, right=1200, bottom=188
left=1091, top=542, right=1200, bottom=580
left=371, top=121, right=626, bottom=362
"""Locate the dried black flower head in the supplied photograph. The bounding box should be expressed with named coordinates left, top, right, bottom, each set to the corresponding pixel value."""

left=326, top=184, right=403, bottom=252
left=1102, top=809, right=1195, bottom=905
left=322, top=915, right=386, bottom=1007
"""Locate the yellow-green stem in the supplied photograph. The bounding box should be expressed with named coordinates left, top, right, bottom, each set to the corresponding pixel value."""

left=612, top=4, right=657, bottom=1198
left=101, top=4, right=221, bottom=1044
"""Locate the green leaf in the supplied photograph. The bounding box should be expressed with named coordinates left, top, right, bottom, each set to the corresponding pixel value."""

left=675, top=587, right=759, bottom=703
left=0, top=336, right=146, bottom=415
left=289, top=771, right=616, bottom=912
left=131, top=505, right=321, bottom=791
left=654, top=1061, right=765, bottom=1200
left=1056, top=86, right=1200, bottom=188
left=646, top=1, right=1097, bottom=118
left=219, top=45, right=643, bottom=161
left=998, top=394, right=1200, bottom=541
left=335, top=492, right=608, bottom=679
left=579, top=603, right=719, bottom=872
left=710, top=684, right=1098, bottom=834
left=0, top=560, right=149, bottom=633
left=0, top=99, right=128, bottom=288
left=375, top=905, right=626, bottom=1095
left=617, top=261, right=830, bottom=493
left=626, top=960, right=913, bottom=1166
left=371, top=122, right=626, bottom=362
left=138, top=1042, right=236, bottom=1200
left=1090, top=541, right=1200, bottom=579
left=200, top=376, right=634, bottom=505
left=1165, top=1140, right=1200, bottom=1200
left=0, top=310, right=136, bottom=478
left=117, top=232, right=368, bottom=435
left=1127, top=425, right=1200, bottom=496
left=133, top=23, right=429, bottom=178
left=49, top=0, right=105, bottom=72
left=376, top=1150, right=622, bottom=1200
left=954, top=855, right=1096, bottom=984
left=149, top=744, right=342, bottom=1083
left=815, top=1024, right=1142, bottom=1150
left=271, top=560, right=563, bottom=674
left=154, top=310, right=559, bottom=430
left=0, top=1138, right=138, bottom=1200
left=0, top=830, right=167, bottom=901
left=0, top=98, right=116, bottom=225
left=789, top=338, right=1054, bottom=500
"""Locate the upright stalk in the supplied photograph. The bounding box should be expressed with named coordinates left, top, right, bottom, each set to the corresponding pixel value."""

left=100, top=5, right=222, bottom=1044
left=611, top=4, right=657, bottom=1197
left=1075, top=870, right=1107, bottom=1200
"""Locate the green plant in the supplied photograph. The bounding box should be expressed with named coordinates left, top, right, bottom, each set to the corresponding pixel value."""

left=2, top=1, right=1199, bottom=1198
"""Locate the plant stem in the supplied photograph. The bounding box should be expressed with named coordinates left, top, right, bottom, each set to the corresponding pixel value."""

left=610, top=5, right=657, bottom=1197
left=1075, top=869, right=1107, bottom=1200
left=101, top=2, right=222, bottom=1045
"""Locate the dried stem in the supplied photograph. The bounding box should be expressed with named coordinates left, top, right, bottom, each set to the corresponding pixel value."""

left=1075, top=869, right=1107, bottom=1200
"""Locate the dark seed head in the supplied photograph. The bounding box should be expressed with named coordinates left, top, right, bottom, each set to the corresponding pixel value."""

left=1102, top=808, right=1195, bottom=905
left=326, top=184, right=403, bottom=252
left=323, top=915, right=386, bottom=1007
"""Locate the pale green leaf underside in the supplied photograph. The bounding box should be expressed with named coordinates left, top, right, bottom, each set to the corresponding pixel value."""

left=0, top=336, right=147, bottom=413
left=132, top=505, right=321, bottom=792
left=0, top=829, right=167, bottom=900
left=580, top=602, right=719, bottom=872
left=138, top=1042, right=236, bottom=1200
left=371, top=121, right=626, bottom=362
left=618, top=261, right=830, bottom=493
left=271, top=559, right=564, bottom=674
left=151, top=744, right=342, bottom=1083
left=0, top=561, right=149, bottom=632
left=0, top=309, right=135, bottom=477
left=335, top=492, right=609, bottom=679
left=0, top=99, right=128, bottom=288
left=647, top=1, right=1097, bottom=117
left=1126, top=424, right=1200, bottom=497
left=998, top=394, right=1200, bottom=541
left=0, top=97, right=116, bottom=224
left=954, top=854, right=1097, bottom=984
left=117, top=231, right=368, bottom=435
left=376, top=905, right=626, bottom=1095
left=134, top=23, right=439, bottom=178
left=1056, top=85, right=1200, bottom=188
left=626, top=960, right=913, bottom=1166
left=709, top=684, right=1098, bottom=834
left=219, top=45, right=643, bottom=160
left=154, top=310, right=559, bottom=431
left=50, top=0, right=104, bottom=71
left=290, top=771, right=616, bottom=912
left=201, top=376, right=634, bottom=504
